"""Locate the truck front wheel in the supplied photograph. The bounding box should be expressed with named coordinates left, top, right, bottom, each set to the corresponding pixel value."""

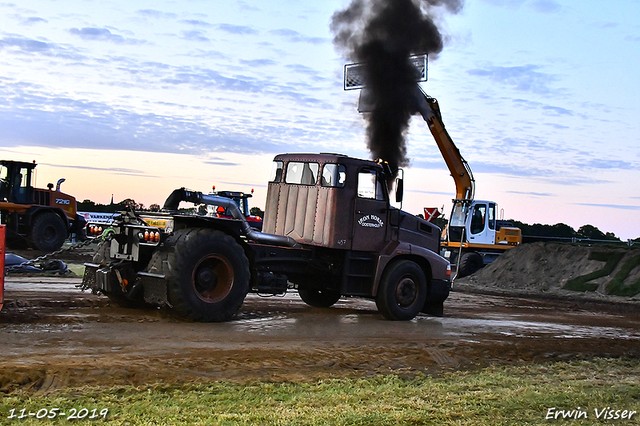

left=298, top=288, right=341, bottom=308
left=376, top=260, right=427, bottom=321
left=166, top=229, right=250, bottom=322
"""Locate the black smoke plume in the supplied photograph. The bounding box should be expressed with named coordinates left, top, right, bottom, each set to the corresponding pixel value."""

left=331, top=0, right=463, bottom=183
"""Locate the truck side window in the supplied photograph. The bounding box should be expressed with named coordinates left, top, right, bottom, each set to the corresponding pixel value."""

left=321, top=164, right=346, bottom=188
left=270, top=161, right=284, bottom=183
left=357, top=170, right=384, bottom=200
left=285, top=162, right=319, bottom=185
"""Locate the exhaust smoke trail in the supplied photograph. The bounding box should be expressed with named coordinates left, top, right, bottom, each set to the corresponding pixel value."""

left=331, top=0, right=463, bottom=183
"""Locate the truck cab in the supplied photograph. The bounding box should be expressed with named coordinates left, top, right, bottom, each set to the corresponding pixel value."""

left=263, top=153, right=449, bottom=314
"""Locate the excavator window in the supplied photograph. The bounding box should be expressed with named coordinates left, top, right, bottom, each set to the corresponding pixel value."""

left=488, top=203, right=496, bottom=230
left=470, top=205, right=486, bottom=235
left=450, top=202, right=468, bottom=227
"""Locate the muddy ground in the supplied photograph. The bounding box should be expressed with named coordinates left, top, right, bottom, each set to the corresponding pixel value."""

left=1, top=244, right=640, bottom=393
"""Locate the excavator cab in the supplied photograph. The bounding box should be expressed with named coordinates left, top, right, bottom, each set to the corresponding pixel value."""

left=448, top=200, right=497, bottom=246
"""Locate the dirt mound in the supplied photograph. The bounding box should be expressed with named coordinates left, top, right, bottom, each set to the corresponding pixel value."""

left=455, top=242, right=640, bottom=303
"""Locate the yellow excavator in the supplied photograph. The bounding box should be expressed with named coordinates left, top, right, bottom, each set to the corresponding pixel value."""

left=344, top=54, right=521, bottom=278
left=413, top=87, right=521, bottom=278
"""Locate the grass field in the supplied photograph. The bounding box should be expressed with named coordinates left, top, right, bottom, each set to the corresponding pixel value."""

left=1, top=358, right=638, bottom=425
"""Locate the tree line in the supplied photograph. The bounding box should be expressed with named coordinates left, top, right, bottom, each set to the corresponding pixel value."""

left=77, top=198, right=265, bottom=218
left=80, top=198, right=634, bottom=242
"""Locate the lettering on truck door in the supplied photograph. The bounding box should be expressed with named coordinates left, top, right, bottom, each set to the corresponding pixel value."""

left=352, top=168, right=387, bottom=252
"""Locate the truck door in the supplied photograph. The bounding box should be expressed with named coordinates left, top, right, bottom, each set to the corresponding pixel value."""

left=352, top=168, right=388, bottom=252
left=466, top=202, right=496, bottom=245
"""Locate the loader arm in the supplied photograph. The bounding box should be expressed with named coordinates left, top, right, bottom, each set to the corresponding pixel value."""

left=413, top=87, right=475, bottom=202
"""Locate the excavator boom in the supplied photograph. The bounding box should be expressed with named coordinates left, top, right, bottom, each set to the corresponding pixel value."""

left=413, top=87, right=475, bottom=202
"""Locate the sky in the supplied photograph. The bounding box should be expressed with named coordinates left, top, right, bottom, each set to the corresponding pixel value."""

left=1, top=0, right=639, bottom=240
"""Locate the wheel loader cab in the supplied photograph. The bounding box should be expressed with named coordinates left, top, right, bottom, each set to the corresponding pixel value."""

left=0, top=161, right=35, bottom=204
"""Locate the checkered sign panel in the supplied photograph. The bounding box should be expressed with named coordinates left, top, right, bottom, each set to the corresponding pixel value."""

left=344, top=54, right=428, bottom=90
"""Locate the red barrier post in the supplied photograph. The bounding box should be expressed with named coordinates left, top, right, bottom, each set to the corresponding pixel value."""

left=0, top=225, right=5, bottom=311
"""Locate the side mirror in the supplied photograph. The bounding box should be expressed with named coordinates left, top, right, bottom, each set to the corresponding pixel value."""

left=395, top=178, right=404, bottom=203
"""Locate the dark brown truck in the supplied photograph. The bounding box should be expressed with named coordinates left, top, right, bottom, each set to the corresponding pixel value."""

left=82, top=153, right=451, bottom=321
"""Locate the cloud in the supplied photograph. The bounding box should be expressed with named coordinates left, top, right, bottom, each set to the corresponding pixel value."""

left=507, top=190, right=554, bottom=197
left=541, top=105, right=573, bottom=116
left=0, top=36, right=51, bottom=52
left=0, top=101, right=277, bottom=156
left=575, top=203, right=640, bottom=211
left=0, top=35, right=85, bottom=61
left=136, top=9, right=178, bottom=19
left=0, top=79, right=340, bottom=159
left=511, top=98, right=574, bottom=116
left=181, top=19, right=212, bottom=27
left=467, top=64, right=557, bottom=94
left=237, top=1, right=261, bottom=12
left=240, top=59, right=277, bottom=67
left=573, top=158, right=635, bottom=170
left=203, top=160, right=240, bottom=166
left=20, top=16, right=47, bottom=26
left=216, top=24, right=258, bottom=35
left=40, top=163, right=150, bottom=177
left=269, top=29, right=326, bottom=44
left=407, top=189, right=453, bottom=196
left=180, top=30, right=210, bottom=43
left=68, top=27, right=145, bottom=45
left=530, top=0, right=562, bottom=14
left=596, top=22, right=619, bottom=29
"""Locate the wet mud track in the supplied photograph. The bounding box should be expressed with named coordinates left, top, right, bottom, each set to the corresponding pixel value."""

left=1, top=276, right=639, bottom=392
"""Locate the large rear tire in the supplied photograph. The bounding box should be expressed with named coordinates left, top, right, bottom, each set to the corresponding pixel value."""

left=166, top=229, right=250, bottom=322
left=298, top=288, right=341, bottom=308
left=30, top=212, right=67, bottom=251
left=375, top=260, right=427, bottom=321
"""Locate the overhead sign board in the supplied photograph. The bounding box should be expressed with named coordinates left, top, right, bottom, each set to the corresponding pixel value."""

left=344, top=54, right=428, bottom=90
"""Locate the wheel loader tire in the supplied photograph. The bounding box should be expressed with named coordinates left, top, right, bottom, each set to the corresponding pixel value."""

left=298, top=288, right=341, bottom=308
left=166, top=228, right=250, bottom=322
left=92, top=241, right=146, bottom=308
left=457, top=252, right=483, bottom=278
left=375, top=260, right=427, bottom=321
left=30, top=212, right=67, bottom=252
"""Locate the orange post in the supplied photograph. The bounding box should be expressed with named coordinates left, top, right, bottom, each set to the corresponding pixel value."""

left=0, top=224, right=5, bottom=311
